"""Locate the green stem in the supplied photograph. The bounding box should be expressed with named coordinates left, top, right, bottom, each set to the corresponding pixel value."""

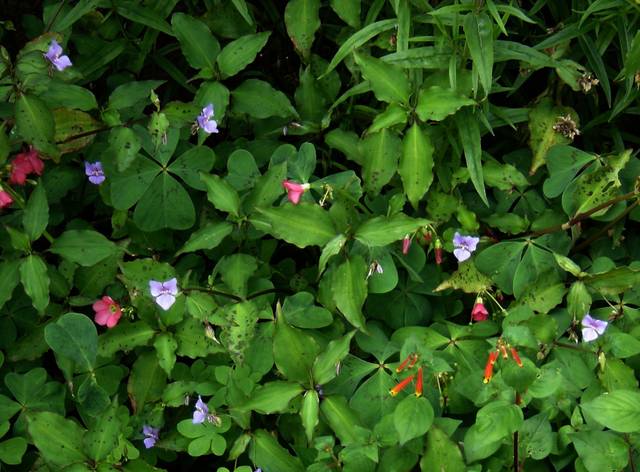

left=182, top=286, right=243, bottom=302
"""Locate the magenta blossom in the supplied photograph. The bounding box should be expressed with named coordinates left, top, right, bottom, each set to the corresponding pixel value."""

left=581, top=314, right=608, bottom=342
left=44, top=40, right=72, bottom=71
left=84, top=161, right=105, bottom=185
left=282, top=180, right=310, bottom=204
left=196, top=104, right=219, bottom=134
left=0, top=189, right=13, bottom=209
left=149, top=278, right=178, bottom=310
left=142, top=425, right=159, bottom=449
left=452, top=232, right=480, bottom=262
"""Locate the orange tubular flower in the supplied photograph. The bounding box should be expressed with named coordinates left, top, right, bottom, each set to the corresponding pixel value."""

left=499, top=344, right=509, bottom=359
left=483, top=351, right=499, bottom=384
left=510, top=347, right=523, bottom=367
left=415, top=367, right=423, bottom=397
left=390, top=374, right=415, bottom=396
left=396, top=353, right=417, bottom=373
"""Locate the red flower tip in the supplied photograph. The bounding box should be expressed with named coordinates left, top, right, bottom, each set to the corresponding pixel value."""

left=390, top=374, right=415, bottom=396
left=282, top=180, right=310, bottom=205
left=510, top=347, right=523, bottom=367
left=434, top=239, right=443, bottom=265
left=9, top=148, right=44, bottom=185
left=415, top=367, right=423, bottom=397
left=0, top=190, right=13, bottom=209
left=471, top=296, right=489, bottom=322
left=483, top=351, right=499, bottom=384
left=396, top=353, right=418, bottom=373
left=402, top=235, right=411, bottom=255
left=92, top=295, right=122, bottom=328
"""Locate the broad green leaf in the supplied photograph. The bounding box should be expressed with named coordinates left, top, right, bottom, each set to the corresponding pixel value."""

left=217, top=254, right=257, bottom=297
left=169, top=147, right=216, bottom=191
left=512, top=244, right=558, bottom=299
left=97, top=321, right=156, bottom=357
left=394, top=395, right=434, bottom=445
left=284, top=0, right=321, bottom=62
left=355, top=213, right=429, bottom=247
left=108, top=80, right=165, bottom=110
left=41, top=82, right=98, bottom=111
left=421, top=427, right=465, bottom=472
left=301, top=389, right=320, bottom=442
left=330, top=0, right=361, bottom=27
left=435, top=260, right=493, bottom=294
left=606, top=333, right=640, bottom=359
left=0, top=436, right=27, bottom=465
left=581, top=390, right=640, bottom=433
left=320, top=396, right=367, bottom=445
left=232, top=79, right=298, bottom=119
left=53, top=108, right=100, bottom=155
left=312, top=331, right=356, bottom=384
left=416, top=86, right=475, bottom=121
left=22, top=184, right=49, bottom=241
left=127, top=352, right=167, bottom=414
left=171, top=13, right=220, bottom=70
left=620, top=30, right=640, bottom=80
left=354, top=52, right=410, bottom=104
left=0, top=395, right=21, bottom=423
left=176, top=221, right=233, bottom=256
left=475, top=241, right=526, bottom=295
left=245, top=161, right=288, bottom=209
left=115, top=1, right=174, bottom=36
left=528, top=98, right=577, bottom=175
left=133, top=173, right=196, bottom=231
left=250, top=429, right=304, bottom=472
left=15, top=94, right=55, bottom=152
left=232, top=0, right=254, bottom=24
left=359, top=129, right=401, bottom=194
left=44, top=313, right=97, bottom=372
left=0, top=260, right=21, bottom=310
left=571, top=431, right=628, bottom=472
left=201, top=173, right=241, bottom=217
left=108, top=127, right=142, bottom=172
left=27, top=412, right=87, bottom=468
left=456, top=108, right=488, bottom=206
left=319, top=234, right=347, bottom=275
left=194, top=81, right=230, bottom=123
left=464, top=401, right=523, bottom=463
left=274, top=307, right=319, bottom=383
left=240, top=381, right=303, bottom=414
left=154, top=333, right=178, bottom=376
left=254, top=204, right=337, bottom=248
left=282, top=292, right=333, bottom=329
left=367, top=102, right=408, bottom=134
left=483, top=160, right=529, bottom=191
left=463, top=12, right=493, bottom=96
left=50, top=230, right=120, bottom=267
left=543, top=145, right=596, bottom=198
left=51, top=0, right=100, bottom=31
left=399, top=123, right=434, bottom=209
left=218, top=32, right=271, bottom=78
left=223, top=301, right=259, bottom=365
left=84, top=404, right=121, bottom=461
left=109, top=154, right=160, bottom=209
left=520, top=414, right=553, bottom=461
left=19, top=255, right=49, bottom=313
left=332, top=256, right=368, bottom=330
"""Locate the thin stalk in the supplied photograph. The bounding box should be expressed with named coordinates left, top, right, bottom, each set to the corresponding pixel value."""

left=572, top=199, right=640, bottom=253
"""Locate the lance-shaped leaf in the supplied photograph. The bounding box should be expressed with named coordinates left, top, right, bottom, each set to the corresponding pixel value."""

left=399, top=123, right=434, bottom=209
left=274, top=305, right=319, bottom=383
left=239, top=381, right=303, bottom=414
left=250, top=429, right=304, bottom=472
left=456, top=108, right=488, bottom=206
left=331, top=256, right=368, bottom=331
left=528, top=98, right=577, bottom=175
left=312, top=331, right=356, bottom=385
left=354, top=52, right=410, bottom=104
left=133, top=173, right=196, bottom=231
left=14, top=95, right=56, bottom=155
left=253, top=204, right=337, bottom=248
left=176, top=221, right=234, bottom=256
left=217, top=32, right=271, bottom=78
left=50, top=229, right=120, bottom=266
left=284, top=0, right=321, bottom=62
left=355, top=213, right=429, bottom=247
left=201, top=173, right=241, bottom=217
left=394, top=395, right=434, bottom=445
left=359, top=129, right=401, bottom=194
left=97, top=321, right=156, bottom=357
left=19, top=255, right=49, bottom=314
left=171, top=13, right=220, bottom=70
left=301, top=390, right=320, bottom=442
left=416, top=86, right=475, bottom=121
left=232, top=79, right=298, bottom=119
left=463, top=12, right=494, bottom=96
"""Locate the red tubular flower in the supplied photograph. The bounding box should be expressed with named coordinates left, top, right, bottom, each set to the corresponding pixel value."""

left=0, top=190, right=13, bottom=209
left=402, top=235, right=411, bottom=255
left=510, top=347, right=523, bottom=367
left=390, top=374, right=415, bottom=396
left=483, top=351, right=499, bottom=384
left=396, top=353, right=415, bottom=373
left=434, top=239, right=443, bottom=265
left=471, top=296, right=489, bottom=322
left=93, top=296, right=122, bottom=328
left=407, top=354, right=418, bottom=369
left=282, top=180, right=310, bottom=205
left=415, top=367, right=423, bottom=397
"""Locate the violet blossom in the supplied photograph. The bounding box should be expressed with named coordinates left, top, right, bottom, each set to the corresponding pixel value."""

left=581, top=314, right=608, bottom=342
left=196, top=104, right=219, bottom=134
left=452, top=232, right=480, bottom=262
left=142, top=425, right=159, bottom=449
left=44, top=39, right=72, bottom=71
left=149, top=278, right=178, bottom=310
left=84, top=161, right=105, bottom=185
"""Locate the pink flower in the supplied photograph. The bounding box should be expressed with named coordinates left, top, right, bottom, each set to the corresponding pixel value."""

left=0, top=190, right=13, bottom=209
left=402, top=235, right=411, bottom=255
left=282, top=180, right=310, bottom=205
left=9, top=149, right=44, bottom=185
left=471, top=296, right=489, bottom=322
left=92, top=296, right=122, bottom=328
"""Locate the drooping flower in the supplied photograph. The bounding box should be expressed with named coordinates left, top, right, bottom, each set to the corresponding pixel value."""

left=84, top=161, right=105, bottom=185
left=402, top=235, right=411, bottom=255
left=0, top=189, right=13, bottom=209
left=92, top=296, right=122, bottom=328
left=396, top=353, right=418, bottom=373
left=510, top=347, right=523, bottom=367
left=389, top=374, right=415, bottom=396
left=192, top=396, right=209, bottom=424
left=581, top=314, right=608, bottom=342
left=483, top=351, right=499, bottom=384
left=44, top=39, right=72, bottom=71
left=415, top=367, right=423, bottom=397
left=142, top=425, right=160, bottom=449
left=9, top=149, right=44, bottom=185
left=149, top=278, right=178, bottom=310
left=452, top=232, right=480, bottom=262
left=471, top=296, right=489, bottom=322
left=282, top=180, right=310, bottom=205
left=196, top=104, right=219, bottom=134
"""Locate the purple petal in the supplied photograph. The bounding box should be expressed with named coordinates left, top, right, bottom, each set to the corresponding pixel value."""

left=46, top=40, right=62, bottom=59
left=462, top=236, right=480, bottom=251
left=195, top=396, right=208, bottom=414
left=452, top=232, right=464, bottom=246
left=202, top=119, right=219, bottom=134
left=197, top=115, right=208, bottom=129
left=149, top=280, right=164, bottom=297
left=202, top=104, right=214, bottom=119
left=155, top=293, right=176, bottom=311
left=53, top=55, right=72, bottom=71
left=192, top=410, right=206, bottom=424
left=582, top=327, right=599, bottom=342
left=163, top=278, right=178, bottom=295
left=88, top=174, right=105, bottom=185
left=142, top=425, right=155, bottom=436
left=143, top=437, right=156, bottom=449
left=582, top=314, right=608, bottom=335
left=453, top=248, right=471, bottom=262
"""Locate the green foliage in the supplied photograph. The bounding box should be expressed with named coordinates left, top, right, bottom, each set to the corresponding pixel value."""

left=1, top=0, right=640, bottom=471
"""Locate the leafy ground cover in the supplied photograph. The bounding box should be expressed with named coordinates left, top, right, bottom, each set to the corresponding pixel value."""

left=1, top=0, right=640, bottom=471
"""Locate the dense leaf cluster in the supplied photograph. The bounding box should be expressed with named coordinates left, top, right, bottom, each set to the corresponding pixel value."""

left=1, top=1, right=640, bottom=471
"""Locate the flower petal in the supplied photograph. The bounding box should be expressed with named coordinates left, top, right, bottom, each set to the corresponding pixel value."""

left=155, top=293, right=176, bottom=311
left=582, top=327, right=599, bottom=342
left=163, top=278, right=178, bottom=295
left=149, top=280, right=164, bottom=297
left=453, top=248, right=471, bottom=262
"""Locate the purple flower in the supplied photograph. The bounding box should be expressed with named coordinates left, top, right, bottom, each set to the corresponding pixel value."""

left=44, top=40, right=72, bottom=71
left=142, top=425, right=159, bottom=449
left=192, top=395, right=208, bottom=424
left=196, top=104, right=219, bottom=134
left=452, top=232, right=480, bottom=262
left=149, top=278, right=178, bottom=310
left=84, top=161, right=105, bottom=185
left=582, top=314, right=608, bottom=342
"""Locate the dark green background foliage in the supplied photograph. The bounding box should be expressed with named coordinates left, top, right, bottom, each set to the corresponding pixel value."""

left=1, top=0, right=640, bottom=471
